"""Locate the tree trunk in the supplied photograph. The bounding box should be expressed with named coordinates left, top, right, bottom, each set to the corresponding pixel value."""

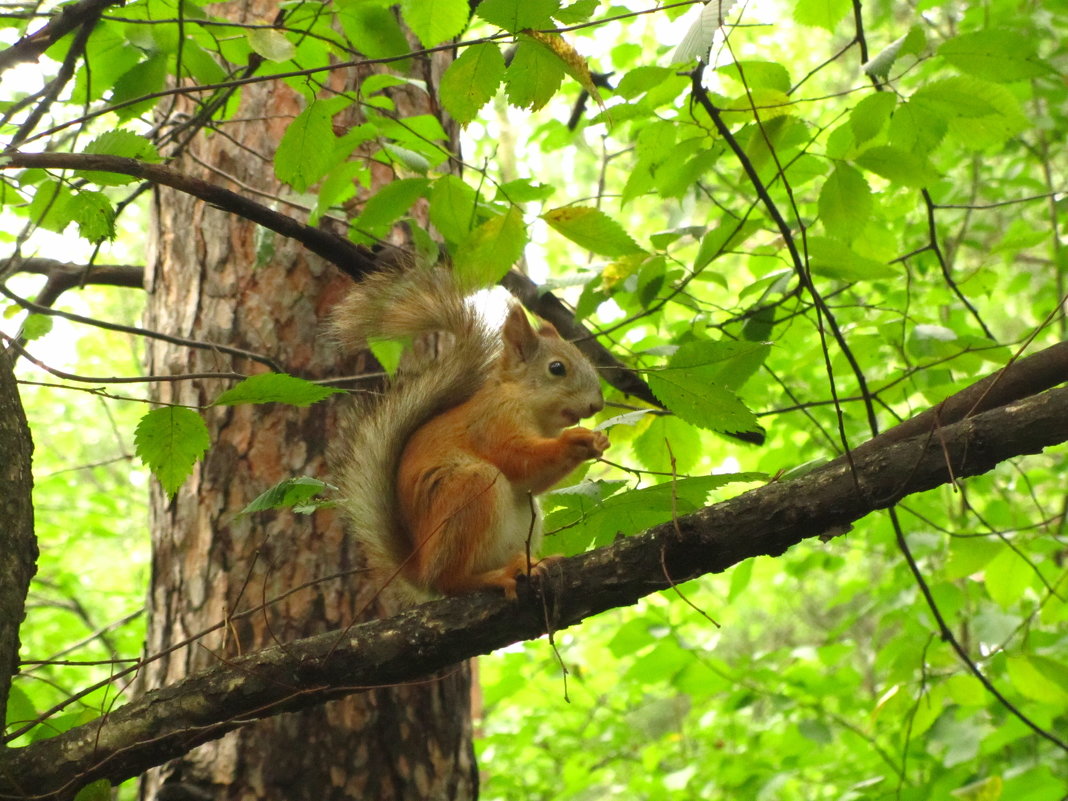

left=0, top=344, right=36, bottom=728
left=139, top=5, right=474, bottom=798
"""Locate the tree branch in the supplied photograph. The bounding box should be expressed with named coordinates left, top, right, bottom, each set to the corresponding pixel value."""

left=3, top=377, right=1067, bottom=799
left=0, top=152, right=380, bottom=279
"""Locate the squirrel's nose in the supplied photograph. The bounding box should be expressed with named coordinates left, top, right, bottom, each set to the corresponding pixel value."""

left=587, top=396, right=604, bottom=416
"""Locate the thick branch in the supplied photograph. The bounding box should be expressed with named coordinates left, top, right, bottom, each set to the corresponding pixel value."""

left=0, top=0, right=122, bottom=73
left=3, top=380, right=1067, bottom=799
left=0, top=152, right=379, bottom=279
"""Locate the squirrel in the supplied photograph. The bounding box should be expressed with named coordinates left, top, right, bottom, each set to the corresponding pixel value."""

left=331, top=265, right=608, bottom=603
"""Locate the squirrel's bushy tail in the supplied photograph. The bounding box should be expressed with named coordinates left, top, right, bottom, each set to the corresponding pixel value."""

left=330, top=267, right=497, bottom=602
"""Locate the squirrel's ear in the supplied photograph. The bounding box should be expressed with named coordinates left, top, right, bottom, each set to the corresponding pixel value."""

left=502, top=305, right=540, bottom=363
left=536, top=319, right=562, bottom=339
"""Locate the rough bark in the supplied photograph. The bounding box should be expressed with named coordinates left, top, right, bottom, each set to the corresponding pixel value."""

left=138, top=2, right=473, bottom=799
left=0, top=345, right=36, bottom=736
left=3, top=381, right=1066, bottom=799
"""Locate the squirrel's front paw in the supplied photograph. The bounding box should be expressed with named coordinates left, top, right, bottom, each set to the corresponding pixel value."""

left=563, top=427, right=609, bottom=459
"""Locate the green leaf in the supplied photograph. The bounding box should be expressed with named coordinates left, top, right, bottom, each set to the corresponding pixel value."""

left=20, top=313, right=52, bottom=341
left=863, top=25, right=925, bottom=80
left=400, top=0, right=469, bottom=47
left=239, top=476, right=336, bottom=516
left=938, top=29, right=1051, bottom=83
left=439, top=42, right=506, bottom=125
left=212, top=373, right=342, bottom=407
left=632, top=414, right=702, bottom=475
left=77, top=130, right=161, bottom=186
left=83, top=130, right=161, bottom=161
left=855, top=145, right=939, bottom=187
left=73, top=780, right=111, bottom=801
left=354, top=177, right=430, bottom=238
left=850, top=92, right=897, bottom=143
left=505, top=36, right=565, bottom=111
left=134, top=407, right=211, bottom=498
left=476, top=0, right=560, bottom=32
left=984, top=545, right=1034, bottom=608
left=717, top=61, right=791, bottom=92
left=912, top=76, right=1029, bottom=149
left=247, top=28, right=295, bottom=62
left=818, top=164, right=872, bottom=240
left=792, top=0, right=850, bottom=32
left=69, top=190, right=115, bottom=243
left=337, top=3, right=411, bottom=61
left=807, top=235, right=896, bottom=281
left=647, top=342, right=762, bottom=434
left=453, top=206, right=527, bottom=290
left=615, top=66, right=674, bottom=99
left=1006, top=655, right=1068, bottom=706
left=542, top=206, right=644, bottom=258
left=109, top=53, right=167, bottom=119
left=28, top=180, right=75, bottom=233
left=553, top=0, right=599, bottom=25
left=429, top=174, right=478, bottom=244
left=274, top=99, right=342, bottom=192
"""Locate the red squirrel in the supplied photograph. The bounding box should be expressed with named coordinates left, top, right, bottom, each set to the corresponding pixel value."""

left=332, top=266, right=608, bottom=603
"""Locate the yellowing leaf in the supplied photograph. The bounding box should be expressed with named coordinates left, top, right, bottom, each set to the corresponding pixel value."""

left=521, top=30, right=603, bottom=109
left=542, top=206, right=644, bottom=258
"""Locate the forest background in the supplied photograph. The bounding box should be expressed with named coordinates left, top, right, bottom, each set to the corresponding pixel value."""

left=1, top=0, right=1066, bottom=799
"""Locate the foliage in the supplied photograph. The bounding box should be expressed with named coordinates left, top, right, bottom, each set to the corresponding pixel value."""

left=1, top=0, right=1067, bottom=798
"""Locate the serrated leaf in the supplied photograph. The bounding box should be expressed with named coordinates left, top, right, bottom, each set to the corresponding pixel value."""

left=616, top=66, right=674, bottom=99
left=850, top=92, right=897, bottom=143
left=83, top=130, right=161, bottom=161
left=77, top=130, right=161, bottom=186
left=717, top=60, right=790, bottom=92
left=633, top=414, right=702, bottom=474
left=863, top=25, right=925, bottom=80
left=274, top=100, right=341, bottom=192
left=69, top=190, right=115, bottom=243
left=542, top=206, right=644, bottom=258
left=912, top=77, right=1028, bottom=149
left=505, top=36, right=565, bottom=111
left=135, top=407, right=211, bottom=498
left=28, top=180, right=75, bottom=234
left=400, top=0, right=469, bottom=47
left=439, top=42, right=506, bottom=125
left=247, top=28, right=295, bottom=62
left=1006, top=655, right=1068, bottom=706
left=477, top=0, right=559, bottom=32
left=647, top=343, right=761, bottom=434
left=20, top=313, right=52, bottom=341
left=337, top=4, right=411, bottom=61
left=239, top=476, right=335, bottom=516
left=109, top=53, right=167, bottom=120
left=792, top=0, right=850, bottom=32
left=938, top=29, right=1051, bottom=83
left=73, top=779, right=111, bottom=801
left=553, top=0, right=599, bottom=24
left=818, top=163, right=872, bottom=240
left=354, top=177, right=429, bottom=238
left=453, top=206, right=527, bottom=290
left=429, top=174, right=478, bottom=244
left=807, top=235, right=896, bottom=281
left=212, top=373, right=342, bottom=407
left=855, top=145, right=939, bottom=187
left=522, top=30, right=602, bottom=108
left=671, top=0, right=739, bottom=64
left=984, top=545, right=1033, bottom=608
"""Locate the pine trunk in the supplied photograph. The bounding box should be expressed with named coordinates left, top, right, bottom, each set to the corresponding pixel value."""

left=139, top=5, right=474, bottom=797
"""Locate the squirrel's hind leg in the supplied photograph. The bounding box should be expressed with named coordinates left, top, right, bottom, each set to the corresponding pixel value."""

left=404, top=463, right=522, bottom=597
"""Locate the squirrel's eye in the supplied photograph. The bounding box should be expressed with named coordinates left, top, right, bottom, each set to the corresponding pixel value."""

left=548, top=360, right=567, bottom=377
